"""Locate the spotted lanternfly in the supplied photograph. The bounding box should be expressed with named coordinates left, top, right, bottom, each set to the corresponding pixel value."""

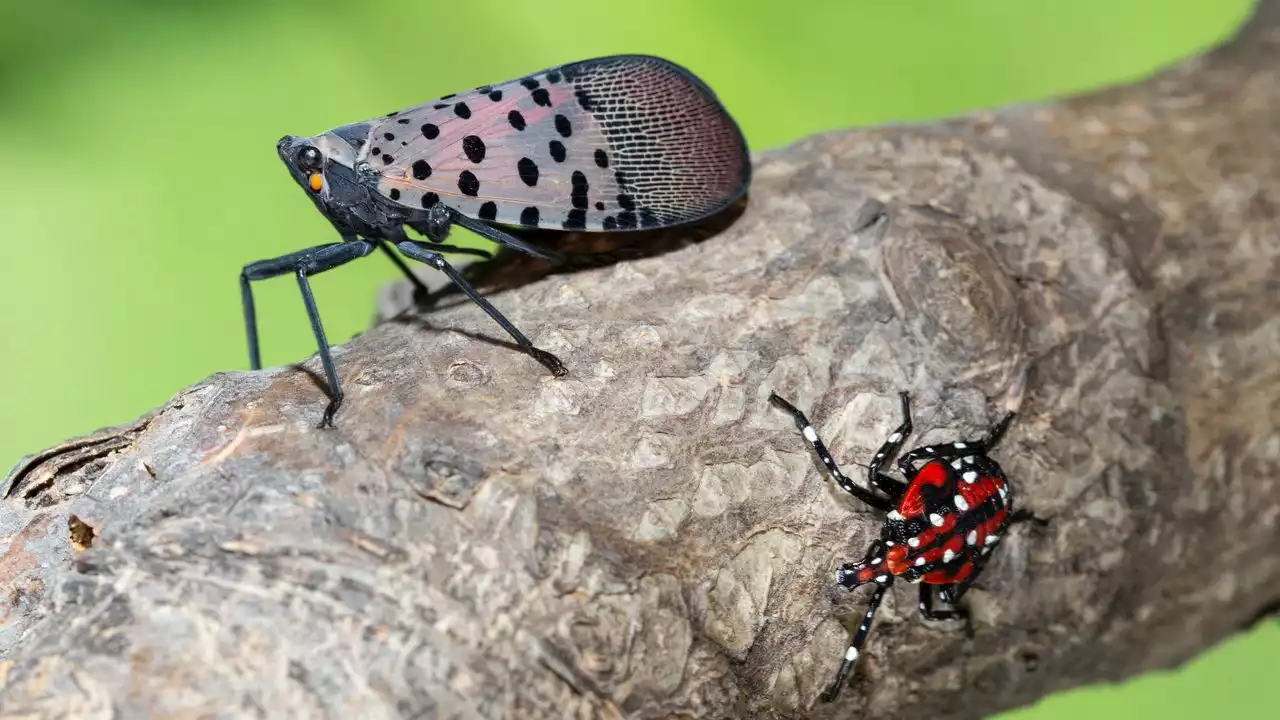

left=246, top=55, right=750, bottom=426
left=769, top=392, right=1016, bottom=702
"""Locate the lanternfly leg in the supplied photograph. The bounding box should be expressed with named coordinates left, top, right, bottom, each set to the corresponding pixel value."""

left=769, top=393, right=892, bottom=511
left=983, top=411, right=1017, bottom=451
left=376, top=241, right=433, bottom=302
left=821, top=582, right=888, bottom=703
left=376, top=240, right=493, bottom=307
left=395, top=240, right=567, bottom=376
left=450, top=212, right=567, bottom=265
left=898, top=410, right=1019, bottom=477
left=868, top=392, right=912, bottom=501
left=918, top=584, right=966, bottom=621
left=240, top=240, right=375, bottom=427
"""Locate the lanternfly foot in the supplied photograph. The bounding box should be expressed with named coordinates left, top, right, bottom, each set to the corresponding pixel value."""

left=529, top=347, right=568, bottom=377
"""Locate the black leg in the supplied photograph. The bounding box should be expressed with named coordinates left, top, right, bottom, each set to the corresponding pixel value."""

left=394, top=240, right=566, bottom=376
left=376, top=240, right=492, bottom=309
left=867, top=392, right=912, bottom=500
left=448, top=211, right=567, bottom=264
left=377, top=240, right=433, bottom=304
left=768, top=393, right=891, bottom=512
left=919, top=583, right=966, bottom=621
left=240, top=240, right=375, bottom=427
left=242, top=243, right=342, bottom=371
left=984, top=411, right=1017, bottom=451
left=821, top=581, right=888, bottom=703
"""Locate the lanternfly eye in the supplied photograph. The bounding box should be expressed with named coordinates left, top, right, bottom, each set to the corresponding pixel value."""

left=297, top=146, right=323, bottom=172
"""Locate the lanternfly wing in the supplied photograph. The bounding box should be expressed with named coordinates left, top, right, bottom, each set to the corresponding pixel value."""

left=363, top=55, right=750, bottom=232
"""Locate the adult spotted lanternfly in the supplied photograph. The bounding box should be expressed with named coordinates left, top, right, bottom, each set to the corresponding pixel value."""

left=769, top=392, right=1016, bottom=702
left=247, top=55, right=750, bottom=425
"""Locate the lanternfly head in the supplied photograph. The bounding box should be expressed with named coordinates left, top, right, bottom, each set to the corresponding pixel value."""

left=277, top=135, right=328, bottom=195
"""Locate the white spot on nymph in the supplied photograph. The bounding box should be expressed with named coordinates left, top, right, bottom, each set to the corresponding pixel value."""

left=963, top=471, right=978, bottom=483
left=845, top=646, right=859, bottom=661
left=985, top=534, right=1000, bottom=545
left=885, top=540, right=895, bottom=547
left=908, top=537, right=921, bottom=547
left=860, top=623, right=867, bottom=631
left=876, top=575, right=888, bottom=583
left=887, top=510, right=904, bottom=521
left=915, top=557, right=925, bottom=566
left=925, top=447, right=935, bottom=452
left=802, top=426, right=818, bottom=442
left=954, top=442, right=967, bottom=449
left=929, top=513, right=944, bottom=526
left=998, top=485, right=1008, bottom=499
left=966, top=530, right=978, bottom=546
left=871, top=557, right=883, bottom=565
left=954, top=495, right=970, bottom=512
left=919, top=602, right=927, bottom=610
left=964, top=455, right=975, bottom=464
left=951, top=458, right=963, bottom=469
left=943, top=549, right=956, bottom=563
left=888, top=432, right=902, bottom=443
left=982, top=547, right=993, bottom=555
left=876, top=452, right=885, bottom=459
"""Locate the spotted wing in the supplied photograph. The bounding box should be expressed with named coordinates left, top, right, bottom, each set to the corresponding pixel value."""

left=364, top=55, right=750, bottom=232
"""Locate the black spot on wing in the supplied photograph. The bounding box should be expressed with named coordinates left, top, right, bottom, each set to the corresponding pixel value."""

left=517, top=157, right=539, bottom=187
left=458, top=171, right=480, bottom=196
left=554, top=114, right=572, bottom=138
left=570, top=171, right=589, bottom=210
left=563, top=208, right=586, bottom=230
left=462, top=135, right=486, bottom=163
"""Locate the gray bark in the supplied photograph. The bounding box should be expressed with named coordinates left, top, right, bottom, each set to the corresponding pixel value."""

left=2, top=4, right=1278, bottom=718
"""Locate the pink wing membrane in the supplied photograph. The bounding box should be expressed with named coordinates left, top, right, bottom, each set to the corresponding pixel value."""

left=365, top=55, right=749, bottom=232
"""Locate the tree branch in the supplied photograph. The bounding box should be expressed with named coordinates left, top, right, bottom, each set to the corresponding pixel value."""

left=3, top=4, right=1277, bottom=718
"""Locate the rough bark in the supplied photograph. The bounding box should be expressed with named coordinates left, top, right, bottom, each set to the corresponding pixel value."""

left=2, top=4, right=1278, bottom=719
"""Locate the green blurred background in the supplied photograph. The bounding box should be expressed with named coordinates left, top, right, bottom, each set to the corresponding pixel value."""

left=0, top=1, right=1272, bottom=716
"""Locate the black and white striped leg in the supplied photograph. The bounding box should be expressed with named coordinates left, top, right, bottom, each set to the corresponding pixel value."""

left=897, top=410, right=1019, bottom=478
left=867, top=391, right=912, bottom=500
left=918, top=584, right=966, bottom=621
left=768, top=393, right=891, bottom=512
left=821, top=581, right=889, bottom=703
left=897, top=438, right=988, bottom=479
